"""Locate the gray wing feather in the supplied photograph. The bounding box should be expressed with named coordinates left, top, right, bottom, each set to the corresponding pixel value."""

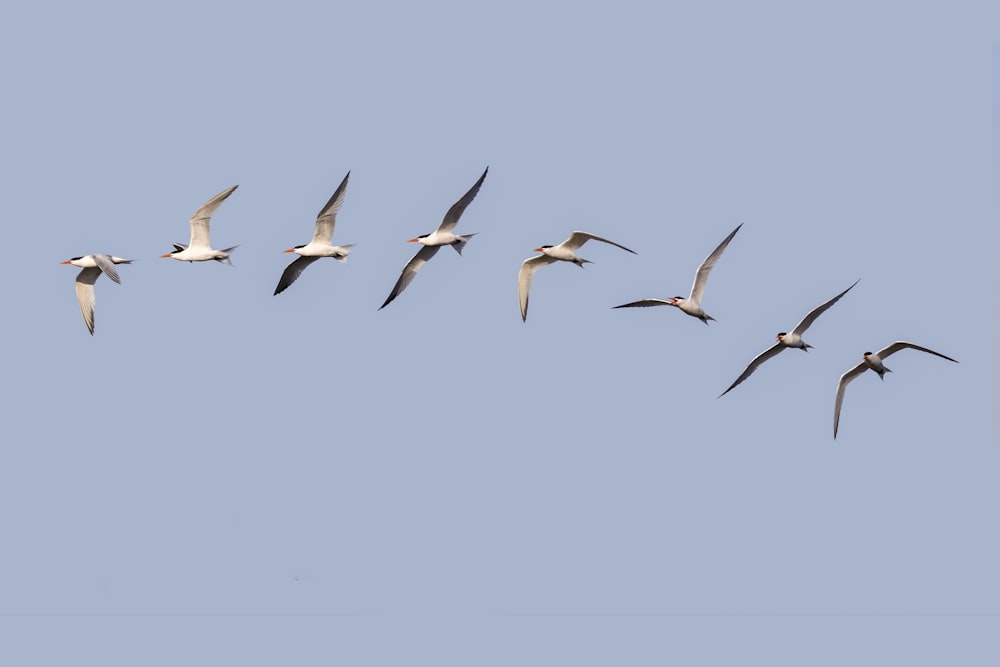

left=437, top=167, right=488, bottom=234
left=274, top=256, right=321, bottom=295
left=689, top=223, right=741, bottom=306
left=791, top=279, right=859, bottom=336
left=313, top=171, right=350, bottom=244
left=379, top=245, right=441, bottom=309
left=92, top=253, right=122, bottom=284
left=719, top=342, right=785, bottom=397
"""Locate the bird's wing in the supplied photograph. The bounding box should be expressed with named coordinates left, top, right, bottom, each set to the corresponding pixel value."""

left=612, top=299, right=673, bottom=309
left=790, top=279, right=859, bottom=336
left=189, top=185, right=238, bottom=249
left=274, top=256, right=321, bottom=296
left=518, top=254, right=558, bottom=322
left=379, top=245, right=441, bottom=309
left=92, top=253, right=122, bottom=284
left=688, top=223, right=741, bottom=306
left=313, top=171, right=350, bottom=244
left=75, top=267, right=102, bottom=335
left=834, top=361, right=869, bottom=439
left=875, top=341, right=959, bottom=364
left=437, top=167, right=488, bottom=234
left=562, top=231, right=637, bottom=254
left=719, top=342, right=785, bottom=397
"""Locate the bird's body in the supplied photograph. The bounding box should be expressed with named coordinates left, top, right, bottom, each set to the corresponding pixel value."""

left=61, top=253, right=133, bottom=335
left=161, top=185, right=239, bottom=265
left=274, top=172, right=354, bottom=295
left=379, top=167, right=488, bottom=310
left=518, top=231, right=636, bottom=322
left=614, top=224, right=741, bottom=324
left=833, top=341, right=958, bottom=438
left=719, top=279, right=859, bottom=397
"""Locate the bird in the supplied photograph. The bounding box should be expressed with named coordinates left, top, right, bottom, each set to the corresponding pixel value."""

left=161, top=185, right=239, bottom=264
left=274, top=171, right=354, bottom=295
left=379, top=167, right=488, bottom=310
left=833, top=341, right=958, bottom=438
left=719, top=279, right=859, bottom=397
left=518, top=231, right=636, bottom=322
left=612, top=223, right=741, bottom=324
left=60, top=254, right=133, bottom=335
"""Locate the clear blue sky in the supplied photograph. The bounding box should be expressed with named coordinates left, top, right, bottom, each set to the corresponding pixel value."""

left=1, top=2, right=995, bottom=665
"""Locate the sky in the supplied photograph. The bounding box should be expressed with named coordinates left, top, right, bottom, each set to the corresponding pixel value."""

left=0, top=2, right=995, bottom=665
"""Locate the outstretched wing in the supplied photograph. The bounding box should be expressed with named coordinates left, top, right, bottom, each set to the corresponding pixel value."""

left=719, top=342, right=785, bottom=397
left=74, top=267, right=102, bottom=335
left=313, top=171, right=350, bottom=245
left=790, top=279, right=859, bottom=336
left=612, top=299, right=673, bottom=309
left=689, top=223, right=741, bottom=306
left=517, top=254, right=558, bottom=322
left=379, top=245, right=441, bottom=310
left=874, top=341, right=958, bottom=364
left=562, top=231, right=636, bottom=254
left=437, top=167, right=488, bottom=234
left=274, top=256, right=321, bottom=295
left=92, top=253, right=122, bottom=284
left=833, top=361, right=869, bottom=438
left=189, top=185, right=238, bottom=249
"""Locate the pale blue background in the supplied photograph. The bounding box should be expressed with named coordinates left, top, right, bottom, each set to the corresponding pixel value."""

left=0, top=2, right=995, bottom=665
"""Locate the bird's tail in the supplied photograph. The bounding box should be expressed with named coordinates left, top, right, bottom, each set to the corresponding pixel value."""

left=451, top=234, right=477, bottom=255
left=879, top=365, right=893, bottom=380
left=701, top=314, right=716, bottom=325
left=335, top=244, right=356, bottom=263
left=111, top=257, right=134, bottom=265
left=801, top=343, right=813, bottom=352
left=216, top=245, right=239, bottom=266
left=575, top=258, right=594, bottom=268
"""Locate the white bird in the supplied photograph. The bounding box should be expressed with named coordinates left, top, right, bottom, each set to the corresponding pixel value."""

left=613, top=223, right=741, bottom=324
left=274, top=171, right=354, bottom=295
left=518, top=231, right=636, bottom=322
left=379, top=167, right=487, bottom=310
left=161, top=185, right=239, bottom=265
left=719, top=279, right=859, bottom=397
left=60, top=254, right=133, bottom=335
left=833, top=341, right=958, bottom=438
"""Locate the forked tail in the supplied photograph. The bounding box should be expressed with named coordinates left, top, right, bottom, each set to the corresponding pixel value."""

left=216, top=245, right=239, bottom=266
left=451, top=234, right=477, bottom=255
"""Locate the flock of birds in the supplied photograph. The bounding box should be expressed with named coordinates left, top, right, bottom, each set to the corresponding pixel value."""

left=60, top=167, right=958, bottom=438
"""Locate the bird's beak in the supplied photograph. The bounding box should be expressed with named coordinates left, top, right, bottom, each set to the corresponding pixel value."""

left=283, top=248, right=296, bottom=253
left=406, top=238, right=420, bottom=243
left=160, top=253, right=173, bottom=258
left=59, top=260, right=71, bottom=264
left=533, top=247, right=544, bottom=252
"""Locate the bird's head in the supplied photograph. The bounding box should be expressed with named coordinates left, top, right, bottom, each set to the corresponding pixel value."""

left=407, top=234, right=429, bottom=243
left=776, top=332, right=787, bottom=341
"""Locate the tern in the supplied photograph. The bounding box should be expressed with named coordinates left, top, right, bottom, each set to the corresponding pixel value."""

left=379, top=167, right=488, bottom=310
left=719, top=279, right=859, bottom=397
left=274, top=171, right=354, bottom=295
left=60, top=254, right=133, bottom=335
left=518, top=231, right=636, bottom=322
left=833, top=341, right=958, bottom=438
left=161, top=185, right=239, bottom=265
left=613, top=223, right=741, bottom=324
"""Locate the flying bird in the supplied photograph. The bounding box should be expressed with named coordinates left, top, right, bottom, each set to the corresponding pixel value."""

left=833, top=341, right=958, bottom=438
left=719, top=279, right=859, bottom=397
left=274, top=171, right=354, bottom=295
left=518, top=231, right=636, bottom=322
left=60, top=253, right=133, bottom=335
left=613, top=223, right=741, bottom=324
left=161, top=185, right=239, bottom=265
left=379, top=167, right=488, bottom=310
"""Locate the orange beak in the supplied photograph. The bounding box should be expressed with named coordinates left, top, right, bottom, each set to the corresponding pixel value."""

left=283, top=248, right=296, bottom=253
left=160, top=253, right=173, bottom=258
left=533, top=247, right=545, bottom=252
left=406, top=237, right=420, bottom=243
left=60, top=260, right=71, bottom=264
